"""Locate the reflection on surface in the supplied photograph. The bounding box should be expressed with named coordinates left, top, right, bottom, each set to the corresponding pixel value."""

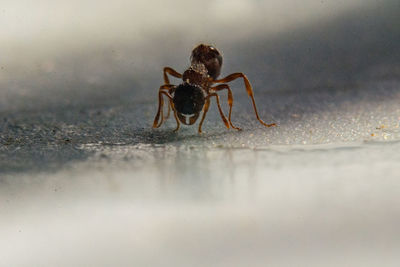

left=1, top=141, right=400, bottom=266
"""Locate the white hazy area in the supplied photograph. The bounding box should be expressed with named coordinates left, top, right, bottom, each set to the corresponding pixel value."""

left=1, top=0, right=369, bottom=44
left=1, top=0, right=400, bottom=266
left=0, top=0, right=374, bottom=100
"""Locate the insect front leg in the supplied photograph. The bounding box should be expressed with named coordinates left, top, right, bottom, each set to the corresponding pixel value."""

left=153, top=84, right=175, bottom=128
left=163, top=67, right=182, bottom=119
left=208, top=92, right=230, bottom=129
left=198, top=97, right=211, bottom=134
left=197, top=93, right=229, bottom=133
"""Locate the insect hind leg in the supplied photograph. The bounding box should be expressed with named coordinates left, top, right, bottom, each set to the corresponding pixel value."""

left=213, top=73, right=276, bottom=128
left=211, top=84, right=241, bottom=130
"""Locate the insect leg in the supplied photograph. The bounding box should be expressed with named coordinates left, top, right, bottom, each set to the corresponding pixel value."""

left=153, top=84, right=175, bottom=128
left=211, top=84, right=241, bottom=130
left=163, top=67, right=182, bottom=85
left=198, top=97, right=211, bottom=134
left=160, top=90, right=180, bottom=132
left=208, top=92, right=230, bottom=129
left=163, top=86, right=177, bottom=120
left=163, top=67, right=182, bottom=119
left=172, top=108, right=180, bottom=132
left=213, top=73, right=276, bottom=127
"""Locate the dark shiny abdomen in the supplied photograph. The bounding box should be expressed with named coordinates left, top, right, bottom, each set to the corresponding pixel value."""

left=173, top=83, right=205, bottom=115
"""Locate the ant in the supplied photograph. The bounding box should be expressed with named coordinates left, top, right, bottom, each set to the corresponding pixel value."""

left=152, top=44, right=276, bottom=133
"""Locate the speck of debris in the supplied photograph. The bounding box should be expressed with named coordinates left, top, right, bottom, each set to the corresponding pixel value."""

left=291, top=114, right=300, bottom=118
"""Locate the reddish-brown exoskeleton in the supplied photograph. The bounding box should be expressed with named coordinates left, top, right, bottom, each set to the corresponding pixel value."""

left=153, top=44, right=276, bottom=133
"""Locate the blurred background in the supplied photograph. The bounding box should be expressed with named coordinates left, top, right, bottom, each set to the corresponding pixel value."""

left=1, top=0, right=400, bottom=266
left=1, top=0, right=399, bottom=110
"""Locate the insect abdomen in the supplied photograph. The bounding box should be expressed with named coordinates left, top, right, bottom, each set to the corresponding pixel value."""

left=173, top=83, right=205, bottom=115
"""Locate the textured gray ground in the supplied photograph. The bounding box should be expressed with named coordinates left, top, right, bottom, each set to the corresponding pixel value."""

left=1, top=1, right=400, bottom=266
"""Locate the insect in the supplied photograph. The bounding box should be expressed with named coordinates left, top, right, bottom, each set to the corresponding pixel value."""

left=152, top=44, right=276, bottom=133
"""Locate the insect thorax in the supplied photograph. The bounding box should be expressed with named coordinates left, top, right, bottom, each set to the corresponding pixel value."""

left=182, top=63, right=208, bottom=86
